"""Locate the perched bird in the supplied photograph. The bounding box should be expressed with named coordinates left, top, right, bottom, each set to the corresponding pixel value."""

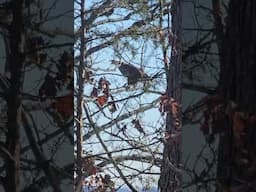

left=111, top=60, right=150, bottom=85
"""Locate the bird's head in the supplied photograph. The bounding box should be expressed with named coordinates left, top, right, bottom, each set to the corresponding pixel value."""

left=110, top=60, right=122, bottom=67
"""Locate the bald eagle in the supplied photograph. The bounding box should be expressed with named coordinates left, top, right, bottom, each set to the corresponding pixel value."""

left=111, top=60, right=150, bottom=85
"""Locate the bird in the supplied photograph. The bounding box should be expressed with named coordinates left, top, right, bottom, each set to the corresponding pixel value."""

left=111, top=60, right=151, bottom=85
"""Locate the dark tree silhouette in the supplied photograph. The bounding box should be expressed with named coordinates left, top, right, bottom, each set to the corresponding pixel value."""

left=216, top=0, right=256, bottom=191
left=181, top=0, right=256, bottom=191
left=0, top=0, right=73, bottom=191
left=5, top=1, right=25, bottom=191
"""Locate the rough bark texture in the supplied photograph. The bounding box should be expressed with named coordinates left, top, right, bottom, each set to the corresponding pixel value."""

left=217, top=0, right=256, bottom=191
left=75, top=0, right=85, bottom=191
left=5, top=1, right=25, bottom=192
left=159, top=0, right=183, bottom=191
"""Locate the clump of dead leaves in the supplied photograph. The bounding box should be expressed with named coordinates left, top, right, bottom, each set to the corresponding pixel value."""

left=159, top=94, right=181, bottom=128
left=90, top=77, right=117, bottom=113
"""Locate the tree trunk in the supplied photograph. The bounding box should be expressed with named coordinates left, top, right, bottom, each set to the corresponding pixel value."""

left=159, top=0, right=183, bottom=191
left=75, top=0, right=85, bottom=191
left=5, top=1, right=25, bottom=192
left=217, top=0, right=256, bottom=191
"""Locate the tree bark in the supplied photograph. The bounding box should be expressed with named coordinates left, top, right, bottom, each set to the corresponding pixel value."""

left=5, top=1, right=25, bottom=192
left=75, top=0, right=86, bottom=191
left=217, top=0, right=256, bottom=191
left=159, top=0, right=183, bottom=191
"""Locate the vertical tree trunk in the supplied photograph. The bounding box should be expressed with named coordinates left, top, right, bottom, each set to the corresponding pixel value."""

left=5, top=0, right=25, bottom=192
left=75, top=0, right=85, bottom=191
left=159, top=0, right=183, bottom=191
left=217, top=0, right=256, bottom=191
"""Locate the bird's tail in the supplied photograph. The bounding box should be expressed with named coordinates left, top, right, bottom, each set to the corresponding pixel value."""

left=150, top=71, right=164, bottom=80
left=139, top=71, right=163, bottom=83
left=139, top=71, right=163, bottom=86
